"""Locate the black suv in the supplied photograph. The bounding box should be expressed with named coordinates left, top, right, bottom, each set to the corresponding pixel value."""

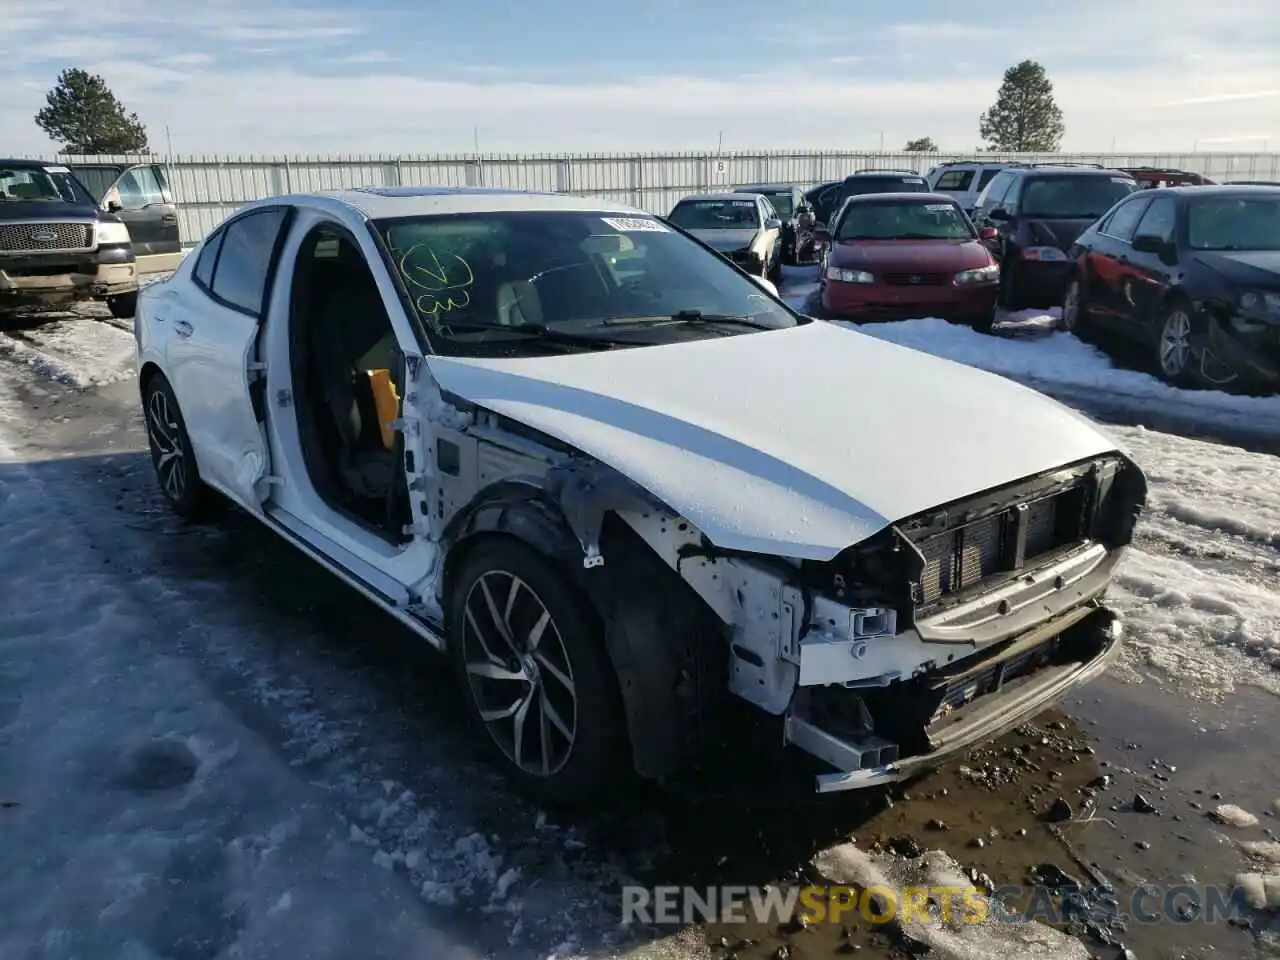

left=971, top=166, right=1140, bottom=310
left=0, top=159, right=139, bottom=317
left=805, top=170, right=930, bottom=227
left=735, top=182, right=819, bottom=264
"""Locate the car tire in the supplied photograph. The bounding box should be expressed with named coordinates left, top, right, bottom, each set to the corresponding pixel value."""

left=1154, top=300, right=1199, bottom=386
left=967, top=310, right=996, bottom=334
left=448, top=536, right=626, bottom=805
left=108, top=291, right=138, bottom=320
left=998, top=264, right=1023, bottom=312
left=142, top=373, right=221, bottom=519
left=1060, top=276, right=1090, bottom=337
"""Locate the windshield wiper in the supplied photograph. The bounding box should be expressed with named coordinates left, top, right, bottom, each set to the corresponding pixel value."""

left=437, top=320, right=633, bottom=347
left=669, top=310, right=776, bottom=329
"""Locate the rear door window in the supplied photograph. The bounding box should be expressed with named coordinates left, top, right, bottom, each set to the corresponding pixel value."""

left=933, top=170, right=974, bottom=191
left=1098, top=196, right=1152, bottom=241
left=206, top=208, right=289, bottom=316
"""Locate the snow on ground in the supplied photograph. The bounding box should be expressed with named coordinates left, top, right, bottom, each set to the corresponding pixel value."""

left=778, top=265, right=1280, bottom=437
left=1104, top=425, right=1280, bottom=702
left=0, top=313, right=136, bottom=389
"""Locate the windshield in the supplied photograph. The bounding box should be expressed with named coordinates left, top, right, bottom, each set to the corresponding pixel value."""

left=836, top=201, right=974, bottom=241
left=1187, top=196, right=1280, bottom=250
left=374, top=211, right=796, bottom=357
left=0, top=164, right=95, bottom=205
left=668, top=198, right=761, bottom=230
left=1019, top=175, right=1138, bottom=218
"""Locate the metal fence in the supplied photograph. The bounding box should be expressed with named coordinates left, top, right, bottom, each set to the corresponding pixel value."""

left=25, top=149, right=1280, bottom=246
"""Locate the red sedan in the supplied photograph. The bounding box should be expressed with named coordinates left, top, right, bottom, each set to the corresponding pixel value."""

left=813, top=193, right=1001, bottom=331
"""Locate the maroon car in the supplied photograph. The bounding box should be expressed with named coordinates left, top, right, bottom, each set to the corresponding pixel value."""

left=813, top=193, right=1001, bottom=331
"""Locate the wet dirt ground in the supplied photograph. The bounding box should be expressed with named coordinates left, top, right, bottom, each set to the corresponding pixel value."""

left=6, top=365, right=1280, bottom=960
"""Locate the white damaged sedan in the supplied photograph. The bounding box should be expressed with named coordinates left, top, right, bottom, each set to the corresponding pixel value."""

left=134, top=186, right=1148, bottom=802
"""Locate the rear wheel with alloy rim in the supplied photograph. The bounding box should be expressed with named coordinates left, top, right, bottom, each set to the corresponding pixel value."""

left=142, top=373, right=219, bottom=519
left=1156, top=302, right=1197, bottom=385
left=449, top=537, right=624, bottom=804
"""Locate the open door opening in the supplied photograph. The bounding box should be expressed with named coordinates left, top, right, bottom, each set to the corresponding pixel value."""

left=288, top=225, right=414, bottom=542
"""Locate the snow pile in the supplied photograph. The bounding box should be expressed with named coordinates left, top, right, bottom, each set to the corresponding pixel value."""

left=1102, top=425, right=1280, bottom=700
left=813, top=843, right=1090, bottom=959
left=0, top=315, right=136, bottom=389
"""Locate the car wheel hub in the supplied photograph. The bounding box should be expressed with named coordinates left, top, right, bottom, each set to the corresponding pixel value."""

left=146, top=390, right=186, bottom=502
left=462, top=571, right=577, bottom=777
left=1160, top=311, right=1192, bottom=375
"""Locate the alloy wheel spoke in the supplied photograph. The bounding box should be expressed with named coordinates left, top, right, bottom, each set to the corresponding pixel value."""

left=465, top=605, right=510, bottom=667
left=478, top=576, right=520, bottom=655
left=526, top=609, right=551, bottom=652
left=466, top=661, right=526, bottom=682
left=510, top=688, right=534, bottom=769
left=534, top=651, right=574, bottom=695
left=540, top=687, right=572, bottom=741
left=480, top=688, right=533, bottom=723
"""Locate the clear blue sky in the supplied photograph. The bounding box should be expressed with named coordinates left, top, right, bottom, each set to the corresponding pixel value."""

left=5, top=0, right=1278, bottom=154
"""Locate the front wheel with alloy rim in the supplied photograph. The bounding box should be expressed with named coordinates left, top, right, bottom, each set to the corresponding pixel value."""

left=142, top=374, right=219, bottom=519
left=1155, top=302, right=1198, bottom=385
left=449, top=537, right=625, bottom=804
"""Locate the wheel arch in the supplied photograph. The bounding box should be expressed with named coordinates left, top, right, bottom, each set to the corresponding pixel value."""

left=138, top=360, right=164, bottom=396
left=439, top=480, right=727, bottom=782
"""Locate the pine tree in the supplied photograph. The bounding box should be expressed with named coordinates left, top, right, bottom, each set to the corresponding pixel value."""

left=34, top=68, right=150, bottom=155
left=904, top=137, right=938, bottom=153
left=978, top=61, right=1064, bottom=152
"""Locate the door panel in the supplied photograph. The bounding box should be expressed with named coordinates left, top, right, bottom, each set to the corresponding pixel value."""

left=112, top=166, right=180, bottom=255
left=166, top=208, right=291, bottom=509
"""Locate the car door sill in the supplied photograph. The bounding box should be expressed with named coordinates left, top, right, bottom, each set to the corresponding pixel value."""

left=262, top=507, right=447, bottom=651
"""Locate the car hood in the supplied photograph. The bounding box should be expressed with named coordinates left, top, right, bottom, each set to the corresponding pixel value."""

left=828, top=238, right=992, bottom=271
left=423, top=321, right=1120, bottom=561
left=1023, top=217, right=1097, bottom=250
left=0, top=199, right=104, bottom=221
left=686, top=228, right=760, bottom=251
left=1194, top=250, right=1280, bottom=286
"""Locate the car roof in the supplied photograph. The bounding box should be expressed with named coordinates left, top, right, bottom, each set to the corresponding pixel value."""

left=736, top=183, right=796, bottom=192
left=309, top=186, right=646, bottom=219
left=844, top=191, right=959, bottom=204
left=1014, top=166, right=1132, bottom=178
left=675, top=192, right=765, bottom=204
left=843, top=171, right=923, bottom=180
left=0, top=158, right=57, bottom=169
left=1144, top=184, right=1280, bottom=198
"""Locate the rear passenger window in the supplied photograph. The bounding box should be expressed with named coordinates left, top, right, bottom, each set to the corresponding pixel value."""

left=209, top=208, right=288, bottom=316
left=933, top=170, right=974, bottom=191
left=976, top=168, right=1001, bottom=190
left=1134, top=197, right=1176, bottom=243
left=193, top=230, right=224, bottom=290
left=1099, top=198, right=1150, bottom=241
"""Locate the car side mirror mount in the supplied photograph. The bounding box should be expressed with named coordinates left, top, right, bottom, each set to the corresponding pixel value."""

left=1132, top=233, right=1175, bottom=262
left=750, top=274, right=778, bottom=297
left=979, top=226, right=999, bottom=241
left=987, top=208, right=1012, bottom=222
left=106, top=199, right=123, bottom=213
left=765, top=217, right=782, bottom=230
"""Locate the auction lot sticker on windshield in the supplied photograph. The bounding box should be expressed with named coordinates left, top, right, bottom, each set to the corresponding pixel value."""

left=43, top=165, right=71, bottom=173
left=924, top=203, right=954, bottom=211
left=905, top=178, right=925, bottom=183
left=602, top=216, right=668, bottom=232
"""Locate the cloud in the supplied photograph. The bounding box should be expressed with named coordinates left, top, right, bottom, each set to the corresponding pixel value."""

left=3, top=0, right=1278, bottom=155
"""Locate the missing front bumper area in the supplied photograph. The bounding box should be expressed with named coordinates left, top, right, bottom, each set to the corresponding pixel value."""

left=783, top=604, right=1122, bottom=793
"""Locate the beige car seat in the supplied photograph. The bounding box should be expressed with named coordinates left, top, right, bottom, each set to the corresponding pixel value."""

left=495, top=280, right=542, bottom=326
